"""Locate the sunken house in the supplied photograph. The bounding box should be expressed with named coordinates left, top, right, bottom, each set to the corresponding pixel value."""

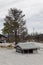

left=15, top=42, right=39, bottom=53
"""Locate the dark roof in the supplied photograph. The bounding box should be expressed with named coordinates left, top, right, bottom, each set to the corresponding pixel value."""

left=0, top=34, right=7, bottom=38
left=16, top=42, right=39, bottom=50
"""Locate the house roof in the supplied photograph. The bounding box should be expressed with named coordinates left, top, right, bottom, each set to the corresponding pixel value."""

left=0, top=34, right=7, bottom=38
left=17, top=42, right=39, bottom=50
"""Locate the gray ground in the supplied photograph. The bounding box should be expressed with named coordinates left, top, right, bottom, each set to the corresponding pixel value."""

left=0, top=42, right=43, bottom=65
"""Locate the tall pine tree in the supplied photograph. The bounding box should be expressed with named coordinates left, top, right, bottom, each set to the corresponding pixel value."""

left=2, top=8, right=28, bottom=44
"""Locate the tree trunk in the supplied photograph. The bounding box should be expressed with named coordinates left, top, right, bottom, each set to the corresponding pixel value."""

left=15, top=29, right=18, bottom=45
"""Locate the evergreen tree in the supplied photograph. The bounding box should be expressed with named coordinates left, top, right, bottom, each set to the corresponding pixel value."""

left=2, top=8, right=28, bottom=44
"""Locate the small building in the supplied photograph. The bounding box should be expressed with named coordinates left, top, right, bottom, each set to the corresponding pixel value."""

left=0, top=34, right=7, bottom=43
left=15, top=42, right=39, bottom=53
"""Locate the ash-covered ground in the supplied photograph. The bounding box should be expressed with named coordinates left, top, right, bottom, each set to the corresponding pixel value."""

left=0, top=42, right=43, bottom=65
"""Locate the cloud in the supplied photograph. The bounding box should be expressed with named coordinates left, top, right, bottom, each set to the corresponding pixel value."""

left=0, top=18, right=4, bottom=34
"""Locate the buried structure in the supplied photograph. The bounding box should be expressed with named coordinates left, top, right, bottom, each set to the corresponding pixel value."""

left=15, top=42, right=40, bottom=53
left=0, top=34, right=7, bottom=43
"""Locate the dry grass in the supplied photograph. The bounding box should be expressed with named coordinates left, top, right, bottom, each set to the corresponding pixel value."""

left=6, top=44, right=14, bottom=49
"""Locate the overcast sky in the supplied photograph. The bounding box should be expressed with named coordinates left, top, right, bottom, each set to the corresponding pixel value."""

left=0, top=0, right=43, bottom=34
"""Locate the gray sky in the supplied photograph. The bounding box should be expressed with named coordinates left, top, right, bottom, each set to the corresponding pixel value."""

left=0, top=0, right=43, bottom=34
